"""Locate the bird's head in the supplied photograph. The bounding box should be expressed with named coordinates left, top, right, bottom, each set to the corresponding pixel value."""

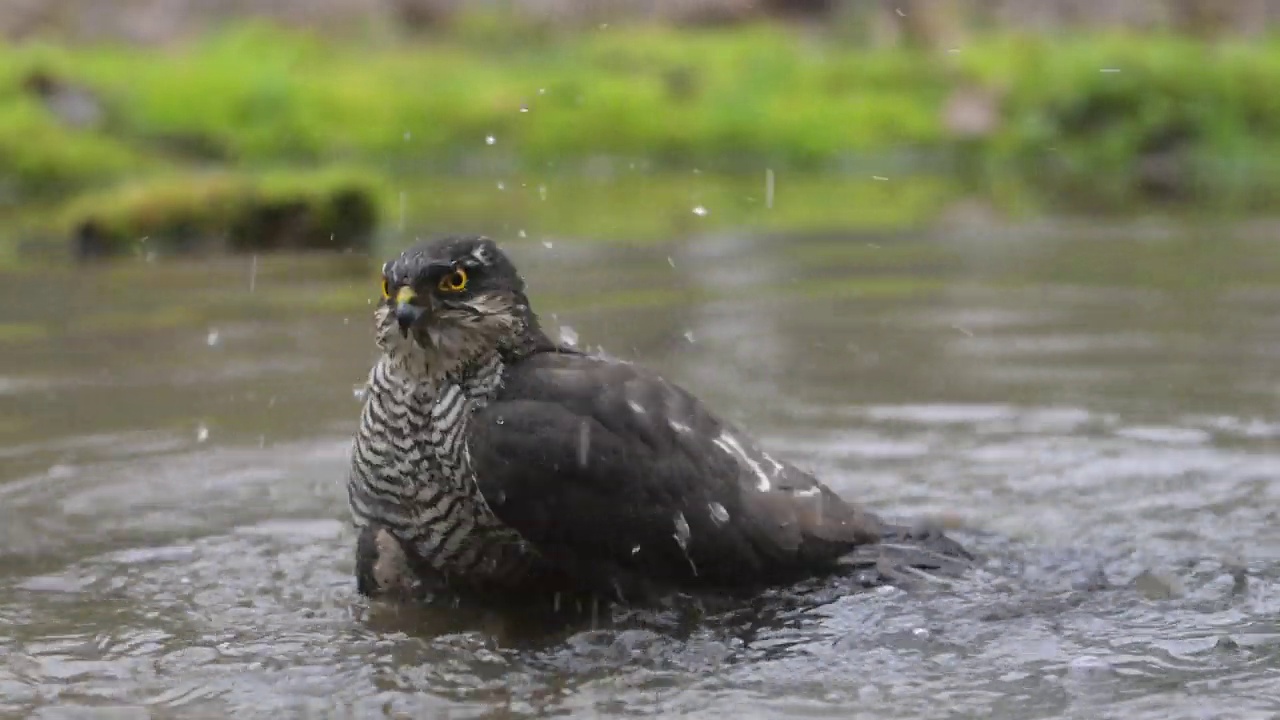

left=374, top=236, right=542, bottom=377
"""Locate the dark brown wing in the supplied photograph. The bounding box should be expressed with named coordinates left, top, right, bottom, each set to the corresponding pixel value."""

left=467, top=350, right=884, bottom=601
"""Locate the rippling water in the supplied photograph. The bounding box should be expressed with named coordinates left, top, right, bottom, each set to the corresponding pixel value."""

left=2, top=222, right=1280, bottom=718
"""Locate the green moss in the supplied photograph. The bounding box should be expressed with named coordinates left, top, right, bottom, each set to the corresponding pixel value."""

left=0, top=96, right=151, bottom=197
left=59, top=167, right=384, bottom=258
left=957, top=32, right=1280, bottom=208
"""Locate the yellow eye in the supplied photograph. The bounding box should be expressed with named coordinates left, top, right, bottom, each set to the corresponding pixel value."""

left=380, top=278, right=392, bottom=299
left=437, top=268, right=468, bottom=293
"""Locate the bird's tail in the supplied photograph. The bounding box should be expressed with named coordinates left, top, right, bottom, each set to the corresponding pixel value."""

left=837, top=521, right=977, bottom=589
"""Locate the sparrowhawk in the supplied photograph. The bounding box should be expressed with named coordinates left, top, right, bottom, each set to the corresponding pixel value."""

left=347, top=235, right=971, bottom=607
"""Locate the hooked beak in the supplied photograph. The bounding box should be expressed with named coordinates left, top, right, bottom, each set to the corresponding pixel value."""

left=393, top=286, right=425, bottom=337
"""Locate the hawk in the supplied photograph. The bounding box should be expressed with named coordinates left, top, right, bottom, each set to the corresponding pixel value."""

left=347, top=235, right=971, bottom=606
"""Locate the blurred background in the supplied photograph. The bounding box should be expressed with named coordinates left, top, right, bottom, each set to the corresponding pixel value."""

left=2, top=2, right=1280, bottom=719
left=3, top=0, right=1280, bottom=259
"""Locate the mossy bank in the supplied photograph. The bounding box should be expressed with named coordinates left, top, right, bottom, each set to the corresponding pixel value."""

left=2, top=21, right=1279, bottom=261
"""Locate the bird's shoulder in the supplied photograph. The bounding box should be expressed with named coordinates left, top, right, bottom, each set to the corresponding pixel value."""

left=490, top=348, right=729, bottom=452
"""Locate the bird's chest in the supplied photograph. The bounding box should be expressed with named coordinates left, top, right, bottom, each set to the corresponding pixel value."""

left=370, top=379, right=477, bottom=493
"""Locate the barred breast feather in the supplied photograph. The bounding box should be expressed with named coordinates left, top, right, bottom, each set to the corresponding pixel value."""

left=347, top=352, right=539, bottom=588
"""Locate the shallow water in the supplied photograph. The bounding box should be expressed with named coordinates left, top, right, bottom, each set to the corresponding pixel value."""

left=2, top=220, right=1280, bottom=719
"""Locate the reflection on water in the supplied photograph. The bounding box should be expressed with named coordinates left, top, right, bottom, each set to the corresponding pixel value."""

left=2, top=220, right=1280, bottom=718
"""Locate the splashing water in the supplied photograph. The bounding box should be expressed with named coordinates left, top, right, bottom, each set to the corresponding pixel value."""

left=559, top=325, right=579, bottom=347
left=576, top=420, right=591, bottom=468
left=672, top=512, right=697, bottom=576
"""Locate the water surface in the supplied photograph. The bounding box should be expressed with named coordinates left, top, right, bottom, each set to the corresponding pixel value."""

left=2, top=220, right=1280, bottom=719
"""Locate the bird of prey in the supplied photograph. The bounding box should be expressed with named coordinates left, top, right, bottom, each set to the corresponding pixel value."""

left=347, top=235, right=971, bottom=607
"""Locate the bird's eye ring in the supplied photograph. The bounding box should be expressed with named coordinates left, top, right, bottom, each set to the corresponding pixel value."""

left=380, top=277, right=392, bottom=299
left=438, top=268, right=468, bottom=293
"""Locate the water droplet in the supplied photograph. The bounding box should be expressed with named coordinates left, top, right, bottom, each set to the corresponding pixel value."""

left=496, top=181, right=505, bottom=190
left=541, top=240, right=554, bottom=249
left=708, top=502, right=730, bottom=525
left=673, top=512, right=691, bottom=550
left=576, top=420, right=591, bottom=467
left=195, top=424, right=209, bottom=443
left=403, top=130, right=412, bottom=141
left=47, top=464, right=75, bottom=480
left=518, top=229, right=527, bottom=238
left=667, top=256, right=675, bottom=267
left=495, top=416, right=505, bottom=425
left=559, top=325, right=578, bottom=346
left=538, top=184, right=548, bottom=201
left=683, top=330, right=696, bottom=343
left=631, top=544, right=641, bottom=555
left=691, top=205, right=708, bottom=217
left=538, top=88, right=547, bottom=95
left=352, top=385, right=366, bottom=401
left=485, top=134, right=496, bottom=145
left=206, top=329, right=220, bottom=347
left=519, top=103, right=529, bottom=113
left=1067, top=655, right=1116, bottom=679
left=872, top=175, right=889, bottom=181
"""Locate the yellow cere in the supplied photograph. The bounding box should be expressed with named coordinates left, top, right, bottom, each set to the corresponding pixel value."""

left=395, top=286, right=417, bottom=304
left=438, top=268, right=468, bottom=293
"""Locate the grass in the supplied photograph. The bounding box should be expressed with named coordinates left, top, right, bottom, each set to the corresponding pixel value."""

left=3, top=20, right=1280, bottom=261
left=0, top=22, right=956, bottom=184
left=959, top=32, right=1280, bottom=206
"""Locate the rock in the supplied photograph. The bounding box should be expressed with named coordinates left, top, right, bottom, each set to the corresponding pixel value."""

left=67, top=170, right=382, bottom=261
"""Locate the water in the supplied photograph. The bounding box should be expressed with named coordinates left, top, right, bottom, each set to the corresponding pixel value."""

left=2, top=220, right=1280, bottom=718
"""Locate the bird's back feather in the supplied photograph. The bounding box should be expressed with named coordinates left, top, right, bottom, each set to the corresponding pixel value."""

left=467, top=348, right=885, bottom=601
